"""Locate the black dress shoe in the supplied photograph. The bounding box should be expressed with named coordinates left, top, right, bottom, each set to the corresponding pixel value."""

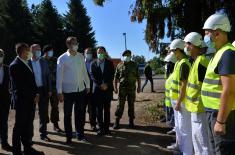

left=1, top=143, right=13, bottom=152
left=104, top=130, right=111, bottom=135
left=96, top=130, right=103, bottom=137
left=41, top=135, right=52, bottom=142
left=66, top=138, right=72, bottom=144
left=54, top=126, right=63, bottom=133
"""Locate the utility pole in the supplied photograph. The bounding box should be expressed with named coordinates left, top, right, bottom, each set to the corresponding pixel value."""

left=123, top=33, right=127, bottom=50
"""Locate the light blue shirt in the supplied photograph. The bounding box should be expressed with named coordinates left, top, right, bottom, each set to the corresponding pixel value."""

left=31, top=59, right=43, bottom=87
left=0, top=66, right=3, bottom=84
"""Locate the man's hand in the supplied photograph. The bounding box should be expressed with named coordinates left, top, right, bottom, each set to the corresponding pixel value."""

left=214, top=122, right=226, bottom=135
left=86, top=88, right=90, bottom=94
left=137, top=86, right=141, bottom=93
left=58, top=93, right=64, bottom=102
left=114, top=87, right=118, bottom=94
left=48, top=91, right=52, bottom=97
left=34, top=94, right=40, bottom=103
left=175, top=101, right=181, bottom=111
left=101, top=83, right=108, bottom=91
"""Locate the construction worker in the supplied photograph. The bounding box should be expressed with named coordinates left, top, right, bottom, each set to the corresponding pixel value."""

left=184, top=32, right=210, bottom=155
left=201, top=13, right=235, bottom=155
left=164, top=52, right=176, bottom=127
left=167, top=39, right=193, bottom=155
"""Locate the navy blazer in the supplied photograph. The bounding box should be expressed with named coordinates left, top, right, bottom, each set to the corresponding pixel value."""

left=29, top=58, right=52, bottom=93
left=9, top=57, right=38, bottom=106
left=90, top=59, right=115, bottom=95
left=0, top=65, right=10, bottom=102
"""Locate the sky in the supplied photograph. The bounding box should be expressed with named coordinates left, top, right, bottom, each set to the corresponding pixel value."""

left=27, top=0, right=159, bottom=60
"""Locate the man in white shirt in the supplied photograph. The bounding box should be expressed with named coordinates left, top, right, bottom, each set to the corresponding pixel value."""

left=57, top=36, right=90, bottom=144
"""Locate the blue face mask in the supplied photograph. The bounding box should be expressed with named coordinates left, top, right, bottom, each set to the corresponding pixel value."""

left=204, top=35, right=215, bottom=49
left=47, top=51, right=53, bottom=58
left=35, top=50, right=41, bottom=59
left=85, top=53, right=93, bottom=60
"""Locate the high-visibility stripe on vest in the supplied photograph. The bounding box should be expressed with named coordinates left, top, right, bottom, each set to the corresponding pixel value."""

left=185, top=55, right=209, bottom=113
left=201, top=43, right=235, bottom=110
left=170, top=58, right=191, bottom=100
left=165, top=74, right=173, bottom=107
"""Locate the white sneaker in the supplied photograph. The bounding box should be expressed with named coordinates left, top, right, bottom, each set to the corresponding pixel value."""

left=167, top=143, right=179, bottom=150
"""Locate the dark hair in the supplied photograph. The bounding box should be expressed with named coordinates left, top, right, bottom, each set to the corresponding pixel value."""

left=66, top=36, right=77, bottom=45
left=15, top=43, right=29, bottom=56
left=97, top=46, right=106, bottom=52
left=43, top=44, right=53, bottom=53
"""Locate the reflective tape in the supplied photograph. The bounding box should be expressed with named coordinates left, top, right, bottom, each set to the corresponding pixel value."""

left=203, top=78, right=221, bottom=85
left=187, top=83, right=200, bottom=90
left=201, top=90, right=221, bottom=98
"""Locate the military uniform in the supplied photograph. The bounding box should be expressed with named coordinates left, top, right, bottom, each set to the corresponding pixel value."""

left=42, top=57, right=60, bottom=126
left=114, top=60, right=140, bottom=120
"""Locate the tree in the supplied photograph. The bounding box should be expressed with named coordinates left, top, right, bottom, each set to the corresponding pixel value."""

left=31, top=0, right=66, bottom=57
left=0, top=0, right=35, bottom=64
left=65, top=0, right=96, bottom=52
left=132, top=55, right=146, bottom=64
left=94, top=0, right=235, bottom=52
left=149, top=56, right=164, bottom=74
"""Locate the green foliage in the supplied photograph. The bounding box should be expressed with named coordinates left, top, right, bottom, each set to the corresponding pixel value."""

left=65, top=0, right=97, bottom=53
left=31, top=0, right=66, bottom=57
left=132, top=55, right=146, bottom=64
left=149, top=56, right=164, bottom=75
left=0, top=0, right=35, bottom=63
left=146, top=100, right=165, bottom=122
left=94, top=0, right=235, bottom=52
left=0, top=0, right=96, bottom=64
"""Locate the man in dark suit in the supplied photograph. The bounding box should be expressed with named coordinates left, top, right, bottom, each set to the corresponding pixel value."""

left=10, top=43, right=44, bottom=155
left=0, top=49, right=12, bottom=152
left=29, top=44, right=52, bottom=141
left=90, top=46, right=115, bottom=136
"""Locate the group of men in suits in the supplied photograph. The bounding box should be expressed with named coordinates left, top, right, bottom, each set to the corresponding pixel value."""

left=0, top=36, right=140, bottom=155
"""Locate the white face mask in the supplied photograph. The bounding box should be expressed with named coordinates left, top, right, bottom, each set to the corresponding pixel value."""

left=0, top=57, right=3, bottom=64
left=72, top=45, right=78, bottom=52
left=27, top=52, right=33, bottom=60
left=123, top=56, right=131, bottom=62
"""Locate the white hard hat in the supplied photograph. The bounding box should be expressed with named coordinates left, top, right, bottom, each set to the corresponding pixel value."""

left=184, top=32, right=203, bottom=47
left=232, top=41, right=235, bottom=47
left=203, top=13, right=231, bottom=32
left=164, top=52, right=176, bottom=63
left=169, top=39, right=185, bottom=50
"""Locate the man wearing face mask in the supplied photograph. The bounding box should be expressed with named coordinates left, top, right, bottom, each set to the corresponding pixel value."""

left=29, top=44, right=52, bottom=142
left=0, top=49, right=12, bottom=152
left=184, top=32, right=210, bottom=155
left=84, top=47, right=97, bottom=132
left=42, top=45, right=63, bottom=133
left=10, top=43, right=44, bottom=155
left=57, top=37, right=90, bottom=144
left=90, top=46, right=115, bottom=136
left=167, top=39, right=193, bottom=155
left=113, top=50, right=141, bottom=129
left=201, top=14, right=235, bottom=155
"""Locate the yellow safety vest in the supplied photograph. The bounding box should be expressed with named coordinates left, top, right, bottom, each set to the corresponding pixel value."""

left=201, top=43, right=235, bottom=110
left=170, top=58, right=191, bottom=100
left=185, top=55, right=209, bottom=113
left=165, top=74, right=173, bottom=107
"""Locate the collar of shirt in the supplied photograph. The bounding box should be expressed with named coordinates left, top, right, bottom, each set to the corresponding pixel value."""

left=66, top=50, right=78, bottom=57
left=17, top=56, right=32, bottom=72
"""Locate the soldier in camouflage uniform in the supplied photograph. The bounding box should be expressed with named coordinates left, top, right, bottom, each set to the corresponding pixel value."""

left=42, top=45, right=63, bottom=132
left=113, top=50, right=141, bottom=129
